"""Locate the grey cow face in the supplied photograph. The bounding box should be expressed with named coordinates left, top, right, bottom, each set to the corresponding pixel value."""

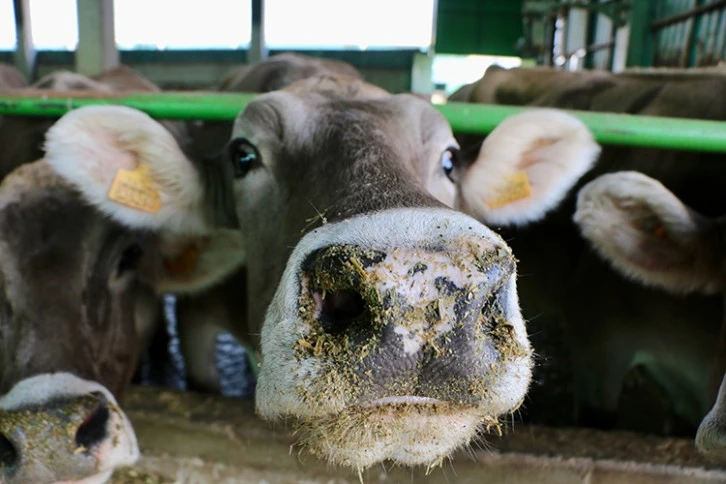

left=227, top=77, right=533, bottom=471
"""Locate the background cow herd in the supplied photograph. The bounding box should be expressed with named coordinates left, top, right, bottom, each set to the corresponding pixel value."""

left=0, top=54, right=725, bottom=482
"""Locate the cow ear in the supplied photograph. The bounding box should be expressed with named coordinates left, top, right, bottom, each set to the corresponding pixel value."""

left=573, top=171, right=718, bottom=295
left=45, top=105, right=207, bottom=235
left=143, top=229, right=246, bottom=295
left=457, top=109, right=600, bottom=226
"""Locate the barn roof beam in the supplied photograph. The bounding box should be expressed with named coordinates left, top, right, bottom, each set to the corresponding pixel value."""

left=12, top=0, right=35, bottom=80
left=75, top=0, right=119, bottom=76
left=248, top=0, right=267, bottom=63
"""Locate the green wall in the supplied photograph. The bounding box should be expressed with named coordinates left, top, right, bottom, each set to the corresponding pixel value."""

left=435, top=0, right=524, bottom=56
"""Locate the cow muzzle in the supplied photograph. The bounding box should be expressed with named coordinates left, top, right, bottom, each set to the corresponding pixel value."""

left=0, top=373, right=139, bottom=484
left=256, top=208, right=533, bottom=471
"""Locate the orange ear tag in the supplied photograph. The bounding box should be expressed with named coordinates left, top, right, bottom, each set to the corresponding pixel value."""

left=163, top=243, right=202, bottom=276
left=484, top=171, right=533, bottom=209
left=107, top=164, right=161, bottom=213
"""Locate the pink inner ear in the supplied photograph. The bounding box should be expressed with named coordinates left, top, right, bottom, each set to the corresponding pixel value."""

left=517, top=137, right=558, bottom=169
left=84, top=129, right=138, bottom=187
left=629, top=230, right=691, bottom=272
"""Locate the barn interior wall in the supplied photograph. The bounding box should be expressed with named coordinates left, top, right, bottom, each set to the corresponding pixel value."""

left=0, top=49, right=415, bottom=93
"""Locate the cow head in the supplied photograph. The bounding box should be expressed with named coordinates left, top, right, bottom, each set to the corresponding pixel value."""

left=44, top=75, right=600, bottom=473
left=0, top=110, right=244, bottom=483
left=228, top=77, right=597, bottom=469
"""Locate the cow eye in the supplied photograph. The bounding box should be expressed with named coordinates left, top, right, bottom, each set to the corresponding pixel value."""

left=117, top=244, right=143, bottom=277
left=228, top=138, right=260, bottom=178
left=441, top=147, right=458, bottom=182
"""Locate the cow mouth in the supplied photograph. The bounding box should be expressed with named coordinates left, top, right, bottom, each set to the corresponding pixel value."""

left=293, top=399, right=498, bottom=471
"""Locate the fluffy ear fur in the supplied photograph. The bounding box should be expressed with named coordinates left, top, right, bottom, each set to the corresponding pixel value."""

left=574, top=171, right=720, bottom=295
left=458, top=108, right=600, bottom=226
left=44, top=105, right=207, bottom=235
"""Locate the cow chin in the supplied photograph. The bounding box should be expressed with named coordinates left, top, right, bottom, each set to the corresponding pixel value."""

left=295, top=400, right=483, bottom=469
left=255, top=208, right=533, bottom=470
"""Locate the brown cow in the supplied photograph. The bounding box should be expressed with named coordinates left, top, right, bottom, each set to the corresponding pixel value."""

left=0, top=64, right=26, bottom=89
left=44, top=74, right=599, bottom=472
left=0, top=66, right=195, bottom=384
left=217, top=52, right=361, bottom=93
left=0, top=155, right=245, bottom=483
left=448, top=65, right=726, bottom=434
left=0, top=63, right=28, bottom=180
left=0, top=67, right=240, bottom=484
left=574, top=171, right=726, bottom=457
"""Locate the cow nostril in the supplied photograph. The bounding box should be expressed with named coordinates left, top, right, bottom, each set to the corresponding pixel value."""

left=75, top=404, right=110, bottom=450
left=316, top=288, right=367, bottom=335
left=0, top=432, right=18, bottom=471
left=481, top=291, right=498, bottom=317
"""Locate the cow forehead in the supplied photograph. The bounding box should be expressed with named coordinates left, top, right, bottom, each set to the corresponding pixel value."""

left=232, top=90, right=453, bottom=150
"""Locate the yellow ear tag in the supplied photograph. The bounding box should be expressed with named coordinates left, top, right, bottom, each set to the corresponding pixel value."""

left=107, top=164, right=161, bottom=213
left=484, top=171, right=533, bottom=210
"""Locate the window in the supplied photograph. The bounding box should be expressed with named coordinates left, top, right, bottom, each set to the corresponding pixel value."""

left=0, top=1, right=15, bottom=49
left=114, top=0, right=251, bottom=49
left=28, top=0, right=78, bottom=50
left=265, top=0, right=435, bottom=50
left=432, top=54, right=522, bottom=95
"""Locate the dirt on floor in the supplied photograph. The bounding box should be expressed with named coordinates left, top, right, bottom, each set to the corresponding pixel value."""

left=110, top=386, right=726, bottom=483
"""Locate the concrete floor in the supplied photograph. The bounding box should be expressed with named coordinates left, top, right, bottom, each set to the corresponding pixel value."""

left=110, top=386, right=726, bottom=484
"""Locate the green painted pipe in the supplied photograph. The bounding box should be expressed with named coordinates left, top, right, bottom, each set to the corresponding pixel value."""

left=435, top=103, right=726, bottom=153
left=0, top=90, right=256, bottom=122
left=1, top=89, right=725, bottom=153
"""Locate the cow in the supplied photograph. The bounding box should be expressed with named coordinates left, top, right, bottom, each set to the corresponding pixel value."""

left=447, top=65, right=726, bottom=434
left=0, top=153, right=245, bottom=484
left=41, top=74, right=600, bottom=472
left=573, top=170, right=726, bottom=457
left=0, top=64, right=26, bottom=89
left=217, top=52, right=361, bottom=93
left=0, top=63, right=28, bottom=181
left=0, top=66, right=198, bottom=389
left=0, top=67, right=237, bottom=484
left=448, top=64, right=726, bottom=107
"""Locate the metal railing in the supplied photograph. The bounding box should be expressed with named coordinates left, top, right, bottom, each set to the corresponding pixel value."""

left=1, top=89, right=725, bottom=153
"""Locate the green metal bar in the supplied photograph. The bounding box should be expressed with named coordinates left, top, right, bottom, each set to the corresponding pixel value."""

left=1, top=89, right=726, bottom=153
left=0, top=90, right=257, bottom=121
left=436, top=102, right=726, bottom=153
